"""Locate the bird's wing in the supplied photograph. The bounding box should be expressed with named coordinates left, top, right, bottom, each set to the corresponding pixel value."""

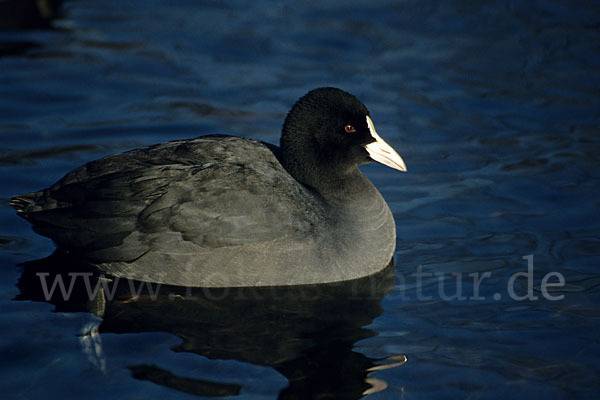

left=12, top=136, right=325, bottom=263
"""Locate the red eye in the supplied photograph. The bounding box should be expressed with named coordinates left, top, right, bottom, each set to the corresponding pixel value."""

left=344, top=125, right=356, bottom=133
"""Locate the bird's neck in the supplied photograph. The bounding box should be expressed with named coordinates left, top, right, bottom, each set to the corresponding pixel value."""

left=278, top=137, right=379, bottom=204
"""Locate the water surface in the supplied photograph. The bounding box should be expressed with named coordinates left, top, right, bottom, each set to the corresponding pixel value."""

left=1, top=1, right=599, bottom=399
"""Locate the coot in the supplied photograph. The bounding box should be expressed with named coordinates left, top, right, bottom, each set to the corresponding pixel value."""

left=11, top=87, right=406, bottom=287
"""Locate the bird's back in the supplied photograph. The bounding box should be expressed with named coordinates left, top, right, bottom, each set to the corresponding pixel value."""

left=11, top=136, right=341, bottom=285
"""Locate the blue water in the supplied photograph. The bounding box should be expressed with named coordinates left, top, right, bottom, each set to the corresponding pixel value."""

left=1, top=0, right=599, bottom=399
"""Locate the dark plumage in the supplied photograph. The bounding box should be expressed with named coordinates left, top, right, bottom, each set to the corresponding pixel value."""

left=11, top=87, right=406, bottom=287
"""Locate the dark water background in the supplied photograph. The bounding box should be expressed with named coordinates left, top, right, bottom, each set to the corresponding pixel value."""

left=1, top=0, right=599, bottom=399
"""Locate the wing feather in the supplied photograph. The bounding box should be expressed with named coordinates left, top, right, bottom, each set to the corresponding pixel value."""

left=12, top=136, right=324, bottom=264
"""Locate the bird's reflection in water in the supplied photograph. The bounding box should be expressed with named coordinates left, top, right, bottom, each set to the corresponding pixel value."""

left=15, top=253, right=406, bottom=399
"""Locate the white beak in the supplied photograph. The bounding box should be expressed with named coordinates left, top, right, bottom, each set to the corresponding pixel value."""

left=364, top=116, right=407, bottom=172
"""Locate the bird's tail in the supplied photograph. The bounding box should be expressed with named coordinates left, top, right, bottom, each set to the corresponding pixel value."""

left=10, top=192, right=43, bottom=215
